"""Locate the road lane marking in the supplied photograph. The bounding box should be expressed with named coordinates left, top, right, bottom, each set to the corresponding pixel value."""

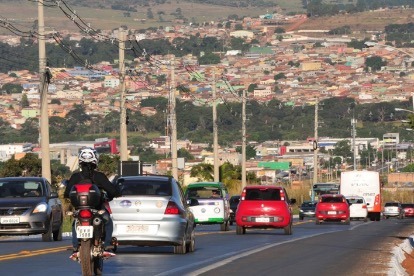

left=0, top=246, right=69, bottom=261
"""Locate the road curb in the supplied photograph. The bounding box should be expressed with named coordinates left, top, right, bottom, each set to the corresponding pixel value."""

left=388, top=236, right=412, bottom=276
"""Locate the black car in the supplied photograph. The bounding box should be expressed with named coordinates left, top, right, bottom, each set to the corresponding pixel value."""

left=0, top=177, right=63, bottom=241
left=229, top=195, right=240, bottom=225
left=299, top=201, right=317, bottom=220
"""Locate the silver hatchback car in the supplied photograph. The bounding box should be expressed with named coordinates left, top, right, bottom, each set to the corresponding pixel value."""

left=110, top=175, right=195, bottom=254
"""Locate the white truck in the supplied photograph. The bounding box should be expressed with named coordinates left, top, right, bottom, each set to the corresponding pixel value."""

left=340, top=170, right=381, bottom=221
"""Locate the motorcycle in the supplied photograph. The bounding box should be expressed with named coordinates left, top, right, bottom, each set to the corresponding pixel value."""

left=67, top=182, right=116, bottom=275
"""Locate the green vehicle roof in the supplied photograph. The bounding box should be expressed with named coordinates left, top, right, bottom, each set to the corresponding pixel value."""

left=187, top=182, right=225, bottom=188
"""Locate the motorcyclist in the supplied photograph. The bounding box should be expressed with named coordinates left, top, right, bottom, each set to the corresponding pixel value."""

left=64, top=147, right=120, bottom=254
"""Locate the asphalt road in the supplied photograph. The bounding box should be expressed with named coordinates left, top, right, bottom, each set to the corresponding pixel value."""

left=0, top=217, right=412, bottom=276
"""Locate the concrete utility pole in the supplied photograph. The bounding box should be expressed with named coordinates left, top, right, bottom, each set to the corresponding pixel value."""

left=312, top=100, right=319, bottom=185
left=38, top=0, right=51, bottom=182
left=352, top=116, right=357, bottom=170
left=170, top=56, right=178, bottom=180
left=119, top=29, right=128, bottom=161
left=241, top=89, right=247, bottom=188
left=213, top=68, right=219, bottom=182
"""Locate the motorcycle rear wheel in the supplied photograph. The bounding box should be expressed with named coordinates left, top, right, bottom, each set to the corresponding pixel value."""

left=80, top=240, right=93, bottom=276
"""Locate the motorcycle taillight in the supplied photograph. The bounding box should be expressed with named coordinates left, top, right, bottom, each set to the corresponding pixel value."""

left=79, top=209, right=93, bottom=219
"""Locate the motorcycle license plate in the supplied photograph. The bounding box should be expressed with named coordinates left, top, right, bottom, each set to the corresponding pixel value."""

left=76, top=226, right=93, bottom=238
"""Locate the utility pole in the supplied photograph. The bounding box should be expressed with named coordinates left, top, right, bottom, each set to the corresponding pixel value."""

left=170, top=56, right=178, bottom=180
left=352, top=116, right=357, bottom=170
left=312, top=100, right=319, bottom=186
left=38, top=0, right=51, bottom=183
left=119, top=28, right=128, bottom=161
left=213, top=68, right=219, bottom=182
left=241, top=89, right=247, bottom=189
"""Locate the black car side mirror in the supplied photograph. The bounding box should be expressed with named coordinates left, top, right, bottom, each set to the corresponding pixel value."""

left=187, top=198, right=199, bottom=206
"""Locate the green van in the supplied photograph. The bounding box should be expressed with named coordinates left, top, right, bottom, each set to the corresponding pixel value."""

left=185, top=182, right=230, bottom=231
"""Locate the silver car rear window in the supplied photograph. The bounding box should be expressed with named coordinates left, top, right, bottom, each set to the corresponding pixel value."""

left=120, top=180, right=171, bottom=196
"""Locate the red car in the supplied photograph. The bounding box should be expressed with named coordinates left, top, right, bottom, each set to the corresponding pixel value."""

left=402, top=203, right=414, bottom=218
left=315, top=194, right=350, bottom=225
left=235, top=185, right=296, bottom=235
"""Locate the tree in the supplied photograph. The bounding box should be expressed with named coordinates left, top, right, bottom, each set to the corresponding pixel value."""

left=147, top=8, right=154, bottom=19
left=0, top=153, right=41, bottom=177
left=236, top=145, right=256, bottom=160
left=98, top=154, right=120, bottom=176
left=234, top=24, right=243, bottom=30
left=21, top=93, right=29, bottom=108
left=190, top=163, right=214, bottom=181
left=332, top=140, right=352, bottom=164
left=178, top=148, right=195, bottom=161
left=365, top=56, right=387, bottom=72
left=51, top=99, right=61, bottom=105
left=198, top=52, right=220, bottom=65
left=247, top=83, right=258, bottom=92
left=1, top=83, right=23, bottom=94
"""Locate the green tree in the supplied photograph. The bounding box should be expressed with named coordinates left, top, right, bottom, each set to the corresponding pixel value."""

left=51, top=99, right=61, bottom=105
left=235, top=145, right=256, bottom=160
left=1, top=83, right=23, bottom=94
left=21, top=93, right=29, bottom=108
left=98, top=154, right=120, bottom=176
left=198, top=52, right=221, bottom=65
left=190, top=163, right=214, bottom=181
left=332, top=140, right=352, bottom=164
left=178, top=148, right=195, bottom=161
left=0, top=153, right=41, bottom=177
left=365, top=56, right=387, bottom=72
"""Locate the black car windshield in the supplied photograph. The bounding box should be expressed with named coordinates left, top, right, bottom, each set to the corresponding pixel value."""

left=302, top=201, right=316, bottom=207
left=0, top=181, right=43, bottom=198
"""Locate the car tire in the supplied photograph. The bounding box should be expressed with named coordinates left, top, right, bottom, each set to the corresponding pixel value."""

left=53, top=221, right=63, bottom=241
left=363, top=217, right=368, bottom=222
left=42, top=218, right=53, bottom=242
left=174, top=237, right=187, bottom=254
left=315, top=220, right=321, bottom=225
left=220, top=221, right=229, bottom=231
left=344, top=218, right=350, bottom=225
left=186, top=229, right=195, bottom=253
left=236, top=225, right=245, bottom=235
left=284, top=223, right=292, bottom=235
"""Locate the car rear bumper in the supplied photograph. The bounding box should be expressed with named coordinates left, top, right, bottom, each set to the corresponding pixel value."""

left=383, top=212, right=401, bottom=217
left=236, top=216, right=291, bottom=228
left=112, top=220, right=187, bottom=245
left=316, top=214, right=349, bottom=220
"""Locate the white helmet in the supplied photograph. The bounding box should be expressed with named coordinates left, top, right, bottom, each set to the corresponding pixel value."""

left=78, top=147, right=99, bottom=165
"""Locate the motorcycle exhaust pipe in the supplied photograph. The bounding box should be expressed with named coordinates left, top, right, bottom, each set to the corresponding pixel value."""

left=93, top=217, right=102, bottom=226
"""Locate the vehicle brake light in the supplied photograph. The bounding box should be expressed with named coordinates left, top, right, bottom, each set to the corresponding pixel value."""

left=241, top=189, right=246, bottom=200
left=362, top=205, right=367, bottom=209
left=79, top=209, right=93, bottom=219
left=279, top=190, right=285, bottom=201
left=165, top=201, right=181, bottom=215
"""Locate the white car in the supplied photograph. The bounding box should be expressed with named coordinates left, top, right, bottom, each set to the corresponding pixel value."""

left=346, top=196, right=368, bottom=222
